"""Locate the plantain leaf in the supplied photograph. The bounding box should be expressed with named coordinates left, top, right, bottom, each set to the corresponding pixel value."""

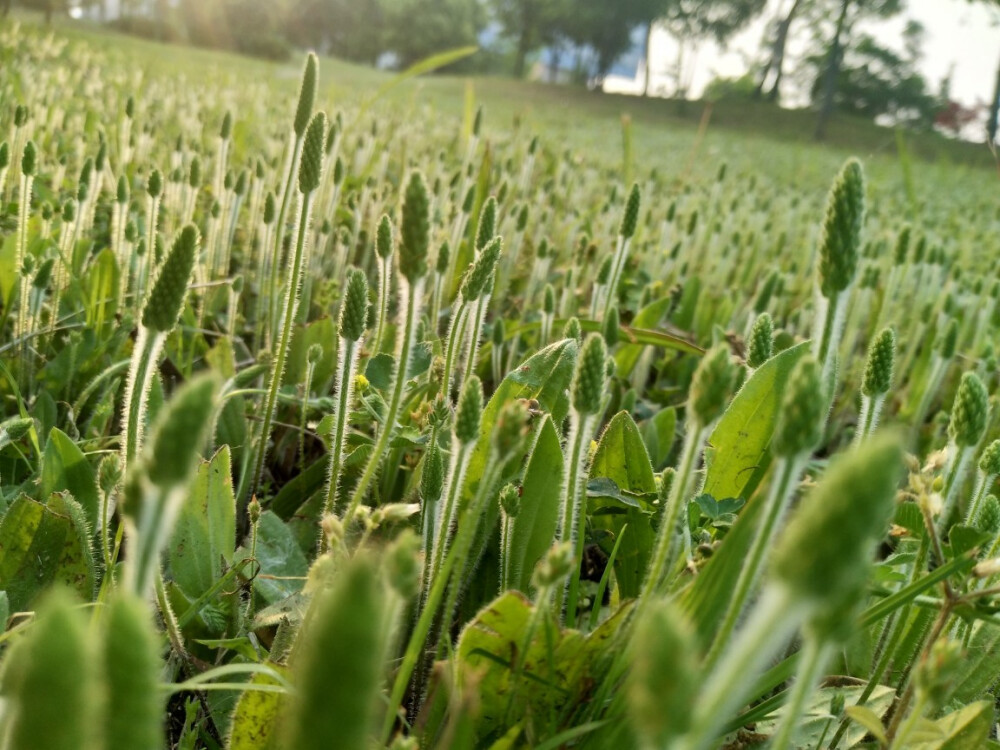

left=226, top=666, right=288, bottom=750
left=169, top=446, right=237, bottom=598
left=0, top=492, right=95, bottom=611
left=702, top=340, right=811, bottom=504
left=588, top=411, right=657, bottom=598
left=40, top=427, right=100, bottom=529
left=451, top=591, right=629, bottom=744
left=505, top=415, right=562, bottom=594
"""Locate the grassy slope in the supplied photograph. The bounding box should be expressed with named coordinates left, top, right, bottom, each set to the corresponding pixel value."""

left=14, top=11, right=999, bottom=199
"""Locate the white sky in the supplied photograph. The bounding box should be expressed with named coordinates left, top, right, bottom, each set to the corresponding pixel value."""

left=606, top=0, right=1000, bottom=125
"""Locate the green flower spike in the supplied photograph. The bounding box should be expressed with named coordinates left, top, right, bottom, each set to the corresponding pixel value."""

left=399, top=171, right=430, bottom=282
left=573, top=333, right=608, bottom=416
left=818, top=158, right=864, bottom=298
left=620, top=182, right=641, bottom=239
left=455, top=376, right=484, bottom=444
left=339, top=267, right=369, bottom=342
left=142, top=224, right=198, bottom=332
left=297, top=112, right=327, bottom=194
left=773, top=357, right=823, bottom=457
left=950, top=372, right=989, bottom=448
left=746, top=313, right=773, bottom=369
left=294, top=53, right=319, bottom=138
left=861, top=328, right=895, bottom=397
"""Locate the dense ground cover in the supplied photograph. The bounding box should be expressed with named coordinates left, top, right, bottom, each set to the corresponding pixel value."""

left=1, top=14, right=1000, bottom=750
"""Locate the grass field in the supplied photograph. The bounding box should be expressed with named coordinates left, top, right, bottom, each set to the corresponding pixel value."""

left=2, top=11, right=1000, bottom=750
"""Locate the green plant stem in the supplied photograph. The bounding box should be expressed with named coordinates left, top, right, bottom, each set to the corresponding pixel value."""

left=704, top=454, right=805, bottom=671
left=770, top=637, right=832, bottom=750
left=426, top=437, right=472, bottom=606
left=938, top=444, right=974, bottom=535
left=323, top=335, right=360, bottom=517
left=813, top=290, right=846, bottom=390
left=375, top=254, right=392, bottom=352
left=121, top=327, right=166, bottom=471
left=440, top=297, right=470, bottom=402
left=249, top=190, right=314, bottom=500
left=559, top=408, right=596, bottom=625
left=462, top=294, right=489, bottom=385
left=436, top=455, right=504, bottom=657
left=678, top=586, right=806, bottom=750
left=641, top=423, right=708, bottom=601
left=602, top=235, right=630, bottom=319
left=298, top=360, right=316, bottom=471
left=964, top=470, right=993, bottom=526
left=268, top=135, right=303, bottom=345
left=345, top=276, right=424, bottom=523
left=381, top=448, right=495, bottom=744
left=854, top=393, right=885, bottom=447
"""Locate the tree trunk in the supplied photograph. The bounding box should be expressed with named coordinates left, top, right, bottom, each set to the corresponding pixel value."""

left=814, top=0, right=850, bottom=140
left=988, top=48, right=1000, bottom=145
left=765, top=0, right=804, bottom=103
left=643, top=22, right=654, bottom=96
left=514, top=3, right=533, bottom=79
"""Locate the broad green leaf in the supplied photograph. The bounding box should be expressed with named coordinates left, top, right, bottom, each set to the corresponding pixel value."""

left=844, top=704, right=889, bottom=746
left=0, top=493, right=95, bottom=611
left=169, top=447, right=237, bottom=598
left=452, top=590, right=629, bottom=743
left=285, top=317, right=337, bottom=387
left=588, top=411, right=657, bottom=598
left=614, top=296, right=673, bottom=375
left=40, top=427, right=100, bottom=529
left=459, top=339, right=578, bottom=611
left=82, top=247, right=120, bottom=331
left=702, top=340, right=810, bottom=503
left=640, top=406, right=677, bottom=469
left=953, top=622, right=1000, bottom=702
left=910, top=700, right=993, bottom=749
left=226, top=666, right=288, bottom=750
left=679, top=487, right=765, bottom=648
left=757, top=685, right=894, bottom=748
left=270, top=459, right=327, bottom=521
left=505, top=416, right=562, bottom=593
left=235, top=511, right=307, bottom=605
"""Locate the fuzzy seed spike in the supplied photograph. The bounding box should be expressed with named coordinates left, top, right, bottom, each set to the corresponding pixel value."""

left=399, top=171, right=430, bottom=282
left=376, top=214, right=393, bottom=260
left=455, top=376, right=484, bottom=444
left=284, top=558, right=384, bottom=750
left=476, top=196, right=498, bottom=251
left=747, top=313, right=773, bottom=369
left=20, top=140, right=37, bottom=177
left=297, top=111, right=327, bottom=194
left=143, top=375, right=220, bottom=488
left=103, top=593, right=163, bottom=750
left=3, top=590, right=96, bottom=750
left=980, top=440, right=1000, bottom=476
left=817, top=158, right=864, bottom=298
left=950, top=372, right=990, bottom=448
left=572, top=333, right=608, bottom=415
left=294, top=53, right=320, bottom=138
left=147, top=168, right=162, bottom=198
left=620, top=182, right=641, bottom=239
left=142, top=224, right=198, bottom=332
left=862, top=328, right=895, bottom=397
left=771, top=433, right=902, bottom=606
left=339, top=267, right=369, bottom=342
left=421, top=439, right=445, bottom=505
left=460, top=236, right=503, bottom=300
